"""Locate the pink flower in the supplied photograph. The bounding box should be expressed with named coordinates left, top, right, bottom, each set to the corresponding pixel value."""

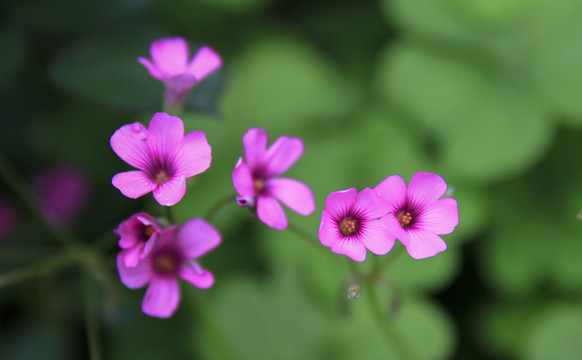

left=232, top=128, right=315, bottom=230
left=115, top=213, right=165, bottom=268
left=138, top=37, right=222, bottom=109
left=110, top=112, right=212, bottom=206
left=374, top=172, right=459, bottom=259
left=33, top=165, right=89, bottom=228
left=0, top=197, right=16, bottom=240
left=117, top=218, right=220, bottom=318
left=318, top=188, right=395, bottom=262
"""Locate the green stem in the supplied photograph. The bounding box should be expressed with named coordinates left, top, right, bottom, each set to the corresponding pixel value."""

left=83, top=271, right=102, bottom=360
left=190, top=293, right=244, bottom=360
left=366, top=281, right=418, bottom=360
left=0, top=150, right=79, bottom=247
left=0, top=250, right=77, bottom=289
left=204, top=194, right=237, bottom=222
left=378, top=244, right=404, bottom=274
left=165, top=206, right=176, bottom=224
left=287, top=222, right=345, bottom=267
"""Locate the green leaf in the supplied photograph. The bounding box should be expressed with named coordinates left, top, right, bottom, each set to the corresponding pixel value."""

left=376, top=43, right=553, bottom=185
left=522, top=304, right=582, bottom=360
left=220, top=35, right=354, bottom=135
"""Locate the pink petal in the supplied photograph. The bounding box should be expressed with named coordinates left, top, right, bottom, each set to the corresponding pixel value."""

left=147, top=113, right=184, bottom=162
left=243, top=128, right=268, bottom=169
left=354, top=188, right=390, bottom=219
left=256, top=196, right=287, bottom=230
left=141, top=276, right=181, bottom=318
left=187, top=45, right=222, bottom=80
left=384, top=214, right=407, bottom=244
left=360, top=218, right=395, bottom=256
left=419, top=198, right=459, bottom=235
left=174, top=130, right=212, bottom=178
left=374, top=175, right=407, bottom=210
left=152, top=176, right=186, bottom=206
left=268, top=178, right=315, bottom=216
left=232, top=158, right=255, bottom=197
left=137, top=57, right=164, bottom=79
left=331, top=238, right=367, bottom=262
left=179, top=261, right=215, bottom=289
left=324, top=188, right=357, bottom=218
left=110, top=122, right=150, bottom=170
left=117, top=252, right=152, bottom=289
left=150, top=37, right=189, bottom=77
left=177, top=218, right=221, bottom=259
left=112, top=171, right=157, bottom=199
left=404, top=229, right=447, bottom=259
left=121, top=246, right=143, bottom=268
left=407, top=172, right=448, bottom=207
left=265, top=136, right=303, bottom=177
left=163, top=73, right=197, bottom=95
left=318, top=210, right=339, bottom=247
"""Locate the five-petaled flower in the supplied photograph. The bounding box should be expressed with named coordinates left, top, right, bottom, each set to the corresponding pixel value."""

left=375, top=172, right=459, bottom=259
left=110, top=112, right=212, bottom=206
left=117, top=218, right=220, bottom=318
left=232, top=128, right=315, bottom=230
left=115, top=213, right=165, bottom=268
left=138, top=37, right=222, bottom=111
left=318, top=188, right=395, bottom=262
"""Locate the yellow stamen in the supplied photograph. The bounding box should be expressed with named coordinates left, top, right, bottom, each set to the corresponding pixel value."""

left=340, top=219, right=357, bottom=236
left=154, top=254, right=176, bottom=274
left=155, top=172, right=170, bottom=184
left=253, top=178, right=265, bottom=192
left=396, top=211, right=412, bottom=227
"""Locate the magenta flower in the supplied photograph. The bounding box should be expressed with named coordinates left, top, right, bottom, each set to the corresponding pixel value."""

left=374, top=172, right=459, bottom=259
left=232, top=128, right=315, bottom=230
left=117, top=218, right=220, bottom=318
left=110, top=112, right=211, bottom=206
left=138, top=37, right=222, bottom=111
left=318, top=188, right=395, bottom=262
left=33, top=165, right=89, bottom=228
left=115, top=213, right=165, bottom=268
left=0, top=197, right=16, bottom=240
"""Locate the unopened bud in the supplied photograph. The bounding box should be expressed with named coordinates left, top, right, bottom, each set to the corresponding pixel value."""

left=347, top=284, right=361, bottom=299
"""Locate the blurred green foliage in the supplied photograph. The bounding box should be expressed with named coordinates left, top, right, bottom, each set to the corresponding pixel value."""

left=1, top=0, right=582, bottom=359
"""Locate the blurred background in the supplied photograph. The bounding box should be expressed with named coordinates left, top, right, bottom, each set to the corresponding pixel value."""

left=1, top=0, right=582, bottom=359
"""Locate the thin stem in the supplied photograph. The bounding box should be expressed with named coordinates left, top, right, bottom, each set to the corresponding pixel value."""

left=190, top=293, right=244, bottom=360
left=165, top=206, right=176, bottom=224
left=83, top=271, right=102, bottom=360
left=287, top=222, right=345, bottom=267
left=378, top=244, right=404, bottom=274
left=0, top=150, right=78, bottom=247
left=204, top=194, right=237, bottom=222
left=365, top=281, right=418, bottom=360
left=0, top=250, right=77, bottom=289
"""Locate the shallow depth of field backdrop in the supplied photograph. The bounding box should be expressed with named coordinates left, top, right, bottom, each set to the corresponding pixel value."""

left=2, top=0, right=582, bottom=359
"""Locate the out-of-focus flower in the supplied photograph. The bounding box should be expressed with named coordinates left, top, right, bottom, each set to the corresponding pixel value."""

left=0, top=197, right=16, bottom=240
left=375, top=172, right=459, bottom=259
left=115, top=213, right=165, bottom=268
left=33, top=165, right=89, bottom=228
left=110, top=112, right=211, bottom=206
left=117, top=218, right=220, bottom=318
left=138, top=37, right=222, bottom=112
left=232, top=128, right=315, bottom=230
left=318, top=188, right=394, bottom=262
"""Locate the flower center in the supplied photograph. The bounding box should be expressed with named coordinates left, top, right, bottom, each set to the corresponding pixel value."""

left=396, top=210, right=413, bottom=228
left=340, top=218, right=359, bottom=236
left=154, top=171, right=170, bottom=185
left=139, top=224, right=156, bottom=242
left=154, top=253, right=178, bottom=275
left=253, top=178, right=266, bottom=193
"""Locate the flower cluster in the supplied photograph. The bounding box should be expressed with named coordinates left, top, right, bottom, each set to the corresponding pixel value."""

left=110, top=36, right=460, bottom=319
left=319, top=172, right=459, bottom=261
left=110, top=37, right=223, bottom=318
